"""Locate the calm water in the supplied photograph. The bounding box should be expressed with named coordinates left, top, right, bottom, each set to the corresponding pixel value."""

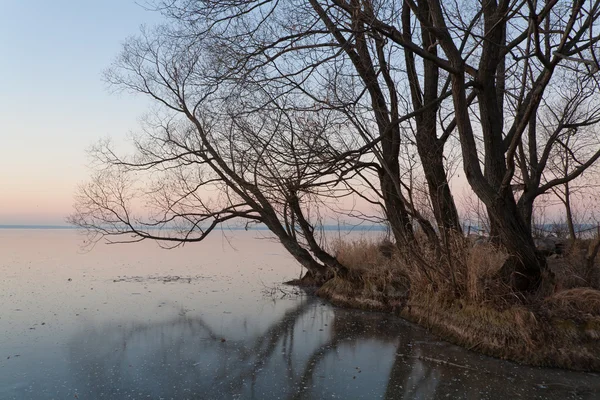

left=1, top=230, right=598, bottom=399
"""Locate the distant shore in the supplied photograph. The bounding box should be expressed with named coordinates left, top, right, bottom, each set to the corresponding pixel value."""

left=0, top=225, right=78, bottom=230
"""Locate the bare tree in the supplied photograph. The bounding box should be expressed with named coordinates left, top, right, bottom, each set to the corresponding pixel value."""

left=333, top=0, right=600, bottom=290
left=150, top=0, right=466, bottom=248
left=68, top=25, right=374, bottom=281
left=515, top=73, right=600, bottom=238
left=72, top=0, right=451, bottom=273
left=71, top=1, right=600, bottom=293
left=549, top=135, right=596, bottom=241
left=401, top=0, right=462, bottom=235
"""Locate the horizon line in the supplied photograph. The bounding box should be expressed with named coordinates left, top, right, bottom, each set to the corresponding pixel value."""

left=0, top=224, right=389, bottom=231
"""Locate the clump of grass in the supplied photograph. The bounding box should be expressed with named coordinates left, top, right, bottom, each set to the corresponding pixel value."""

left=330, top=237, right=394, bottom=271
left=465, top=242, right=512, bottom=303
left=544, top=288, right=600, bottom=316
left=319, top=237, right=410, bottom=311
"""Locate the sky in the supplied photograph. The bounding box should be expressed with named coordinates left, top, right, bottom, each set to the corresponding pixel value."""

left=0, top=1, right=162, bottom=225
left=0, top=1, right=385, bottom=227
left=0, top=1, right=573, bottom=227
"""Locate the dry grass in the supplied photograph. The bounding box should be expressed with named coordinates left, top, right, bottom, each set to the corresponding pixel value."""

left=330, top=237, right=395, bottom=272
left=544, top=288, right=600, bottom=316
left=551, top=239, right=600, bottom=289
left=315, top=236, right=600, bottom=371
left=465, top=243, right=509, bottom=302
left=319, top=238, right=410, bottom=311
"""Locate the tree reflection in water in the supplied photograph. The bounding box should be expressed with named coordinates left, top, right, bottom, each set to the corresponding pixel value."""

left=68, top=298, right=599, bottom=399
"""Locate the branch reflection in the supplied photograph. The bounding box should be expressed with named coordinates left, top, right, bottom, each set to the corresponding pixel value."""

left=68, top=298, right=595, bottom=399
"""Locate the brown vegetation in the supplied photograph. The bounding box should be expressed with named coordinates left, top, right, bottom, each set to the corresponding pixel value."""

left=315, top=237, right=600, bottom=371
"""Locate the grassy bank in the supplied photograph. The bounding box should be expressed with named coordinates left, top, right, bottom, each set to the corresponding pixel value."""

left=310, top=237, right=600, bottom=371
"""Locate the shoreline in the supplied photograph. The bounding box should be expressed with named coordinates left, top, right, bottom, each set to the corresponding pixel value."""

left=287, top=275, right=600, bottom=372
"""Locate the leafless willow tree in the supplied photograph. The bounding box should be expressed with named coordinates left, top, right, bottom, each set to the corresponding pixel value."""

left=336, top=0, right=600, bottom=289
left=70, top=0, right=451, bottom=283
left=69, top=25, right=376, bottom=281
left=71, top=0, right=600, bottom=292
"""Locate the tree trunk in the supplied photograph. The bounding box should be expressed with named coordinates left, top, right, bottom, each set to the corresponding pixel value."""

left=488, top=193, right=546, bottom=291
left=381, top=170, right=415, bottom=247
left=476, top=3, right=544, bottom=290
left=340, top=0, right=415, bottom=248
left=517, top=194, right=534, bottom=236
left=404, top=1, right=462, bottom=236
left=288, top=192, right=349, bottom=276
left=268, top=222, right=331, bottom=283
left=564, top=182, right=577, bottom=241
left=418, top=137, right=462, bottom=234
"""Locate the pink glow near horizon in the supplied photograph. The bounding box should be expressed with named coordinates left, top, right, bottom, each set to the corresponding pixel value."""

left=1, top=3, right=595, bottom=226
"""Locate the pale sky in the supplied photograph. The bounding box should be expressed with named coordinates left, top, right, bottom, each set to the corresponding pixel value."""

left=0, top=1, right=575, bottom=227
left=0, top=1, right=162, bottom=225
left=0, top=1, right=385, bottom=226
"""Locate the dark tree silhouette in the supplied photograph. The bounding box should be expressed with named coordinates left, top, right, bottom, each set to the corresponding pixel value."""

left=71, top=0, right=600, bottom=291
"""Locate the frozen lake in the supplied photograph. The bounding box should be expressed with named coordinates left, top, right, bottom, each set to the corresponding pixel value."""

left=1, top=229, right=598, bottom=399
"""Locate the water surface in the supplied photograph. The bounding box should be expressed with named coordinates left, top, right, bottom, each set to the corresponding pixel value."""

left=0, top=230, right=598, bottom=399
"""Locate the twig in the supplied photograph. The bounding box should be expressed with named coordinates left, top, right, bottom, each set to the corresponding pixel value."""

left=395, top=353, right=477, bottom=371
